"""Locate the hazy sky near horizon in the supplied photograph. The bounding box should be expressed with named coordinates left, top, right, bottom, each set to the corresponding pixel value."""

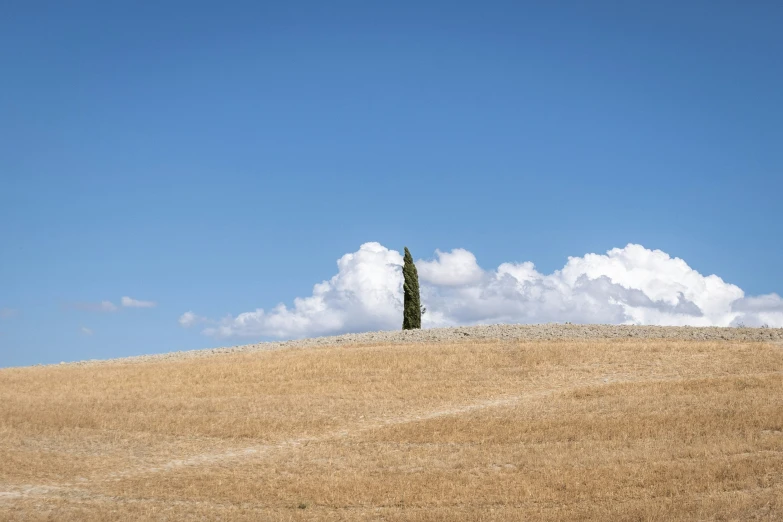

left=2, top=2, right=782, bottom=367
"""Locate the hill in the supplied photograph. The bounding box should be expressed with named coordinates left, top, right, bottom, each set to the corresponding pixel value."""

left=1, top=325, right=782, bottom=520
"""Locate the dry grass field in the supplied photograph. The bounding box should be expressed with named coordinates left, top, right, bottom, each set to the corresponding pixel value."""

left=1, top=338, right=783, bottom=520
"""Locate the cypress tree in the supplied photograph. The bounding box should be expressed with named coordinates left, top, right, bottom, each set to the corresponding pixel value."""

left=402, top=247, right=422, bottom=330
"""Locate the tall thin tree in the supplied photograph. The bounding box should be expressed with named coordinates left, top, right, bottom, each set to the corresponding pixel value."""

left=402, top=247, right=421, bottom=330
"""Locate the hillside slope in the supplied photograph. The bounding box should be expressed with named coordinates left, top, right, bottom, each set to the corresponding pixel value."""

left=2, top=328, right=782, bottom=520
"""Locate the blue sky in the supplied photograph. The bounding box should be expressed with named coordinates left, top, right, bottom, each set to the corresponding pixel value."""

left=1, top=1, right=782, bottom=367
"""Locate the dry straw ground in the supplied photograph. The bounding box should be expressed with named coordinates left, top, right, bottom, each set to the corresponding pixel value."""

left=1, top=337, right=782, bottom=520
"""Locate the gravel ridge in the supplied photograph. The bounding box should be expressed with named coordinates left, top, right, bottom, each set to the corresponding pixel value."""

left=32, top=323, right=783, bottom=368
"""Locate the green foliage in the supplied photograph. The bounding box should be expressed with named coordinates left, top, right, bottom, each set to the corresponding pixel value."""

left=402, top=247, right=422, bottom=330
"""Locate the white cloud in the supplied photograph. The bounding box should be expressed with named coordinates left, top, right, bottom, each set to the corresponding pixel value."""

left=70, top=301, right=117, bottom=312
left=81, top=326, right=93, bottom=336
left=420, top=244, right=746, bottom=328
left=179, top=311, right=206, bottom=328
left=121, top=296, right=156, bottom=308
left=417, top=248, right=484, bottom=286
left=730, top=293, right=783, bottom=327
left=68, top=297, right=156, bottom=312
left=194, top=242, right=782, bottom=339
left=202, top=242, right=403, bottom=338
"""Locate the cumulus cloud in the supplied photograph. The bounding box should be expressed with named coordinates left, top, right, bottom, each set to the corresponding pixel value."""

left=191, top=242, right=782, bottom=339
left=121, top=296, right=156, bottom=308
left=179, top=311, right=207, bottom=328
left=202, top=242, right=403, bottom=338
left=420, top=244, right=747, bottom=328
left=730, top=293, right=783, bottom=327
left=80, top=326, right=93, bottom=336
left=417, top=249, right=484, bottom=286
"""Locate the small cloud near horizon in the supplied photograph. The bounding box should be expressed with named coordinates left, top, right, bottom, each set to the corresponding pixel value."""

left=80, top=326, right=93, bottom=336
left=121, top=296, right=156, bottom=308
left=0, top=307, right=18, bottom=319
left=178, top=311, right=207, bottom=328
left=68, top=301, right=118, bottom=312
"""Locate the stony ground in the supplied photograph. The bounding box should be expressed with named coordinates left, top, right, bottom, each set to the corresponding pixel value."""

left=56, top=323, right=783, bottom=367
